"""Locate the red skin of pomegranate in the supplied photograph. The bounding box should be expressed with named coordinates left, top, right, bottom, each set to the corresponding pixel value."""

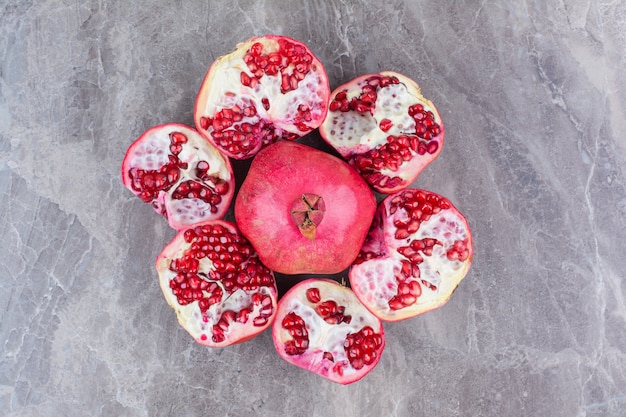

left=320, top=71, right=444, bottom=194
left=121, top=123, right=234, bottom=230
left=349, top=189, right=473, bottom=321
left=272, top=278, right=385, bottom=385
left=194, top=34, right=330, bottom=160
left=156, top=220, right=278, bottom=347
left=234, top=141, right=377, bottom=275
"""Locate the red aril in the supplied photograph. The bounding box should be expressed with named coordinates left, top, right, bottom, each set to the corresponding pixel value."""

left=121, top=123, right=234, bottom=230
left=234, top=141, right=377, bottom=275
left=156, top=220, right=277, bottom=347
left=194, top=35, right=330, bottom=160
left=319, top=71, right=444, bottom=194
left=272, top=278, right=385, bottom=384
left=349, top=189, right=473, bottom=321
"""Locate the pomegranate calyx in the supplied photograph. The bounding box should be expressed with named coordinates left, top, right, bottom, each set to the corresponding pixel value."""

left=290, top=193, right=326, bottom=241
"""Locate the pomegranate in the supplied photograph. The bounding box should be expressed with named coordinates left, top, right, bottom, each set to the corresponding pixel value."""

left=234, top=141, right=377, bottom=275
left=156, top=220, right=277, bottom=347
left=121, top=123, right=234, bottom=230
left=194, top=35, right=330, bottom=160
left=349, top=189, right=473, bottom=321
left=273, top=278, right=385, bottom=384
left=319, top=71, right=444, bottom=194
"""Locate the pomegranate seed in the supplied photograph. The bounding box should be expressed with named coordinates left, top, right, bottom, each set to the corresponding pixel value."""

left=379, top=118, right=393, bottom=132
left=306, top=288, right=321, bottom=303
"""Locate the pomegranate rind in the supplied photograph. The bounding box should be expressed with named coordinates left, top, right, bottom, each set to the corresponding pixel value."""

left=155, top=220, right=278, bottom=347
left=194, top=34, right=330, bottom=160
left=319, top=71, right=444, bottom=194
left=234, top=141, right=377, bottom=275
left=349, top=189, right=473, bottom=322
left=272, top=279, right=385, bottom=385
left=121, top=123, right=234, bottom=230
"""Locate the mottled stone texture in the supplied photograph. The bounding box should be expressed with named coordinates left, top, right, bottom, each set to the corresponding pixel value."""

left=1, top=1, right=625, bottom=416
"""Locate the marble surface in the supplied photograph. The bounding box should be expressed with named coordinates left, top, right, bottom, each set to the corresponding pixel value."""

left=1, top=1, right=625, bottom=416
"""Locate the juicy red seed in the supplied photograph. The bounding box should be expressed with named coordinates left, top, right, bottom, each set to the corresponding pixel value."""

left=261, top=98, right=270, bottom=110
left=306, top=288, right=321, bottom=303
left=379, top=118, right=393, bottom=132
left=169, top=131, right=188, bottom=144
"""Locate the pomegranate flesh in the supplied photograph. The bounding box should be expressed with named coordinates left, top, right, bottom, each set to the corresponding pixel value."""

left=319, top=71, right=444, bottom=194
left=194, top=35, right=330, bottom=160
left=272, top=278, right=385, bottom=384
left=350, top=189, right=473, bottom=321
left=121, top=123, right=234, bottom=230
left=234, top=141, right=377, bottom=275
left=156, top=220, right=277, bottom=347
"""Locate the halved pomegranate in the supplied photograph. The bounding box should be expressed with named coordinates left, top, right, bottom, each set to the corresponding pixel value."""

left=156, top=220, right=277, bottom=347
left=234, top=141, right=377, bottom=275
left=349, top=189, right=473, bottom=321
left=319, top=71, right=444, bottom=194
left=273, top=279, right=385, bottom=385
left=194, top=35, right=330, bottom=159
left=121, top=123, right=234, bottom=230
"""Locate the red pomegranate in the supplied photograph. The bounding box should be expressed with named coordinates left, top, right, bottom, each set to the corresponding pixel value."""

left=156, top=220, right=277, bottom=347
left=272, top=278, right=385, bottom=384
left=349, top=189, right=473, bottom=321
left=194, top=35, right=330, bottom=160
left=319, top=71, right=444, bottom=193
left=121, top=123, right=234, bottom=230
left=234, top=141, right=377, bottom=275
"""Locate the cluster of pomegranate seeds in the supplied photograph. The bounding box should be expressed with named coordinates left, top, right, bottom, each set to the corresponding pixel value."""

left=305, top=288, right=352, bottom=325
left=199, top=109, right=300, bottom=159
left=127, top=131, right=188, bottom=204
left=167, top=223, right=275, bottom=342
left=329, top=75, right=400, bottom=113
left=282, top=312, right=309, bottom=355
left=408, top=103, right=442, bottom=140
left=344, top=326, right=383, bottom=370
left=242, top=38, right=314, bottom=94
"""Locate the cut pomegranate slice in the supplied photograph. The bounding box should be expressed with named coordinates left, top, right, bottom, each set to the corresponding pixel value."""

left=194, top=35, right=330, bottom=159
left=320, top=71, right=444, bottom=193
left=121, top=123, right=234, bottom=230
left=272, top=279, right=385, bottom=384
left=156, top=220, right=278, bottom=347
left=349, top=189, right=473, bottom=321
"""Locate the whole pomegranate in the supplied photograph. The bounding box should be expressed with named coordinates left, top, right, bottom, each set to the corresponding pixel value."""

left=319, top=71, right=444, bottom=194
left=121, top=123, right=234, bottom=230
left=194, top=35, right=330, bottom=160
left=272, top=278, right=385, bottom=384
left=156, top=220, right=277, bottom=347
left=350, top=189, right=473, bottom=321
left=234, top=141, right=377, bottom=275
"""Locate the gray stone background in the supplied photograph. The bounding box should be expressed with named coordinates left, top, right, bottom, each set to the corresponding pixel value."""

left=1, top=1, right=625, bottom=416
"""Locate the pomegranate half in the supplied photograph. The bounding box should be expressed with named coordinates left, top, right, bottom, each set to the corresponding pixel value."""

left=121, top=123, right=234, bottom=230
left=320, top=71, right=444, bottom=194
left=272, top=278, right=385, bottom=385
left=194, top=35, right=330, bottom=160
left=234, top=141, right=377, bottom=275
left=156, top=220, right=277, bottom=347
left=349, top=189, right=473, bottom=321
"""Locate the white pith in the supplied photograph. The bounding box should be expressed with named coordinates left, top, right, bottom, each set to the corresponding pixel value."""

left=351, top=203, right=472, bottom=320
left=157, top=233, right=274, bottom=346
left=127, top=124, right=232, bottom=228
left=277, top=281, right=382, bottom=379
left=198, top=39, right=327, bottom=135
